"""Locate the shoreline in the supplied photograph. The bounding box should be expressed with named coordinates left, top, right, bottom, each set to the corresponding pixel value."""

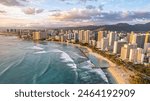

left=78, top=46, right=135, bottom=84
left=0, top=35, right=133, bottom=84
left=55, top=42, right=134, bottom=84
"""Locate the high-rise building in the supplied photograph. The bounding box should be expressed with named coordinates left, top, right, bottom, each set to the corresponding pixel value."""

left=33, top=31, right=47, bottom=40
left=67, top=33, right=72, bottom=40
left=73, top=32, right=79, bottom=42
left=130, top=33, right=146, bottom=48
left=144, top=43, right=150, bottom=53
left=136, top=34, right=146, bottom=48
left=108, top=31, right=117, bottom=46
left=107, top=31, right=118, bottom=51
left=129, top=48, right=138, bottom=63
left=113, top=40, right=127, bottom=54
left=94, top=31, right=98, bottom=41
left=63, top=34, right=68, bottom=42
left=137, top=48, right=145, bottom=64
left=147, top=48, right=150, bottom=63
left=129, top=31, right=135, bottom=44
left=101, top=38, right=109, bottom=51
left=97, top=31, right=104, bottom=42
left=120, top=45, right=128, bottom=60
left=145, top=32, right=150, bottom=43
left=131, top=33, right=137, bottom=44
left=79, top=30, right=84, bottom=43
left=83, top=30, right=91, bottom=44
left=60, top=35, right=64, bottom=42
left=120, top=44, right=137, bottom=60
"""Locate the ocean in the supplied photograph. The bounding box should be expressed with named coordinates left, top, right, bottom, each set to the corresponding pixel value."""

left=0, top=35, right=114, bottom=84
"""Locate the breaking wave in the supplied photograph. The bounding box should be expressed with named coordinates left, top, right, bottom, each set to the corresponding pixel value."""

left=28, top=46, right=44, bottom=50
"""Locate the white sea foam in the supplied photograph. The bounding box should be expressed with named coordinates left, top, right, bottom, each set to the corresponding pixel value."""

left=60, top=51, right=74, bottom=62
left=91, top=69, right=108, bottom=83
left=60, top=51, right=77, bottom=68
left=49, top=49, right=77, bottom=69
left=67, top=63, right=76, bottom=68
left=79, top=60, right=95, bottom=69
left=28, top=46, right=44, bottom=50
left=34, top=51, right=47, bottom=54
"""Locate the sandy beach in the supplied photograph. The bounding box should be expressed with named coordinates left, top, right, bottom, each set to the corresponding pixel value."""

left=69, top=43, right=134, bottom=84
left=84, top=47, right=135, bottom=84
left=89, top=52, right=130, bottom=84
left=51, top=41, right=135, bottom=84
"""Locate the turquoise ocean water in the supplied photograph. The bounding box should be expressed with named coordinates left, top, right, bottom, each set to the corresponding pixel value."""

left=0, top=35, right=114, bottom=84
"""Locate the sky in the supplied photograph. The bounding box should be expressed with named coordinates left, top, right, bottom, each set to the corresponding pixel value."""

left=0, top=0, right=150, bottom=27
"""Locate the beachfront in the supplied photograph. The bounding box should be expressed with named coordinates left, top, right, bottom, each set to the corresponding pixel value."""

left=66, top=42, right=135, bottom=84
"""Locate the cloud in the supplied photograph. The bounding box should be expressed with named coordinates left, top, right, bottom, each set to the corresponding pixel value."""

left=49, top=9, right=61, bottom=12
left=0, top=17, right=47, bottom=27
left=0, top=10, right=6, bottom=13
left=50, top=8, right=100, bottom=21
left=22, top=7, right=44, bottom=15
left=49, top=6, right=150, bottom=25
left=98, top=5, right=104, bottom=10
left=0, top=0, right=28, bottom=6
left=100, top=11, right=150, bottom=22
left=93, top=11, right=150, bottom=24
left=86, top=5, right=96, bottom=9
left=49, top=5, right=103, bottom=22
left=22, top=7, right=35, bottom=15
left=36, top=9, right=44, bottom=14
left=79, top=0, right=98, bottom=3
left=60, top=0, right=98, bottom=3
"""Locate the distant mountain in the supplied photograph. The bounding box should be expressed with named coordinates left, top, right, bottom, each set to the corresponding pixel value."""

left=60, top=22, right=150, bottom=32
left=95, top=22, right=150, bottom=32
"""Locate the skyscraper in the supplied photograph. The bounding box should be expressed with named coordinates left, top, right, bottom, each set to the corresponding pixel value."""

left=129, top=48, right=138, bottom=63
left=129, top=31, right=135, bottom=44
left=120, top=44, right=137, bottom=60
left=113, top=40, right=127, bottom=54
left=107, top=31, right=118, bottom=51
left=79, top=30, right=84, bottom=43
left=136, top=34, right=146, bottom=48
left=144, top=43, right=150, bottom=53
left=97, top=31, right=105, bottom=42
left=83, top=30, right=91, bottom=44
left=101, top=38, right=109, bottom=51
left=108, top=31, right=117, bottom=46
left=137, top=48, right=145, bottom=64
left=145, top=32, right=150, bottom=43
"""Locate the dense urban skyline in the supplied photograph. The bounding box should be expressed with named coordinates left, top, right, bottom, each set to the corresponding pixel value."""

left=0, top=0, right=150, bottom=27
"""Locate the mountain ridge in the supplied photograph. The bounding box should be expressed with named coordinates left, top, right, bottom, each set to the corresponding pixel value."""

left=60, top=22, right=150, bottom=32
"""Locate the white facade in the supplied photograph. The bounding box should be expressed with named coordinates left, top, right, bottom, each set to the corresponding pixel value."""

left=129, top=48, right=138, bottom=63
left=84, top=30, right=91, bottom=44
left=137, top=48, right=145, bottom=64
left=144, top=43, right=150, bottom=53
left=101, top=38, right=109, bottom=51
left=79, top=30, right=84, bottom=43
left=113, top=40, right=127, bottom=54
left=108, top=31, right=117, bottom=46
left=120, top=44, right=137, bottom=60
